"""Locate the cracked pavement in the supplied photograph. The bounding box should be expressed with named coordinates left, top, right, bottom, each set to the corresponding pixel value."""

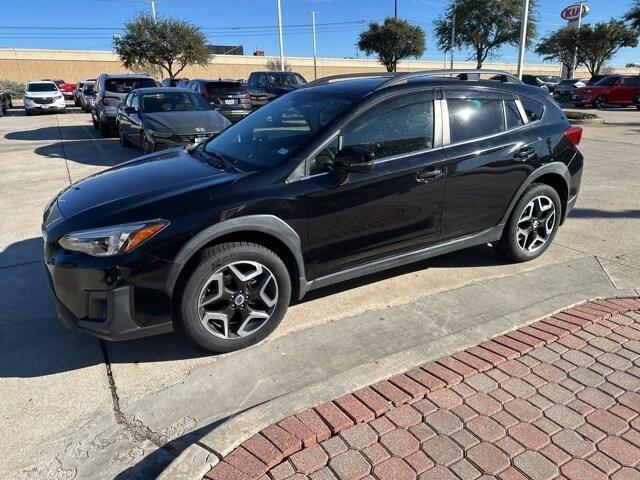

left=1, top=105, right=639, bottom=479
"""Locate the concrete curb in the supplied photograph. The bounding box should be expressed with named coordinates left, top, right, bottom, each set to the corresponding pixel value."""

left=564, top=111, right=605, bottom=124
left=159, top=296, right=640, bottom=479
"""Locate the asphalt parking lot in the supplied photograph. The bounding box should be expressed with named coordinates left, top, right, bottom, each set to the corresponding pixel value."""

left=1, top=101, right=639, bottom=479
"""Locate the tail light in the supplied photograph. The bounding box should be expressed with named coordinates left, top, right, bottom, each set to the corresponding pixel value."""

left=101, top=96, right=120, bottom=107
left=564, top=126, right=583, bottom=146
left=242, top=87, right=251, bottom=99
left=201, top=84, right=209, bottom=101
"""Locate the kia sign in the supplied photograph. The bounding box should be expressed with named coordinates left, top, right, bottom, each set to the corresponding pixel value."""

left=561, top=3, right=590, bottom=21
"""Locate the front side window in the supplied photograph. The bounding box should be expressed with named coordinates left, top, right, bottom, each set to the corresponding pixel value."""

left=447, top=95, right=505, bottom=143
left=342, top=92, right=434, bottom=160
left=594, top=76, right=620, bottom=87
left=309, top=137, right=340, bottom=175
left=130, top=94, right=139, bottom=111
left=204, top=91, right=355, bottom=171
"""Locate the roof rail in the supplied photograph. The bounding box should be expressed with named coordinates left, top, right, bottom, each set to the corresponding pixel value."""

left=374, top=69, right=522, bottom=91
left=304, top=72, right=395, bottom=87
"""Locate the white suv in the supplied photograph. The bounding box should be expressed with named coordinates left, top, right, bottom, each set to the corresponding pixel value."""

left=23, top=81, right=66, bottom=115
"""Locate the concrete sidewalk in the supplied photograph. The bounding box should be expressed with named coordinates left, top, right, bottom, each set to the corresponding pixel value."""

left=201, top=299, right=640, bottom=480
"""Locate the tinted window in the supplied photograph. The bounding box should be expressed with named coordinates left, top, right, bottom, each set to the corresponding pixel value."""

left=267, top=73, right=306, bottom=87
left=104, top=77, right=156, bottom=93
left=140, top=92, right=210, bottom=113
left=130, top=94, right=139, bottom=111
left=619, top=77, right=640, bottom=86
left=247, top=74, right=257, bottom=88
left=83, top=83, right=94, bottom=94
left=505, top=100, right=524, bottom=129
left=27, top=83, right=57, bottom=92
left=593, top=76, right=620, bottom=86
left=309, top=136, right=340, bottom=175
left=342, top=92, right=434, bottom=159
left=520, top=96, right=544, bottom=122
left=206, top=82, right=244, bottom=95
left=448, top=97, right=504, bottom=143
left=204, top=92, right=354, bottom=171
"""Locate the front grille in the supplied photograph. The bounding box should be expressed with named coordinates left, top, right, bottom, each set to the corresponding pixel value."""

left=33, top=97, right=55, bottom=104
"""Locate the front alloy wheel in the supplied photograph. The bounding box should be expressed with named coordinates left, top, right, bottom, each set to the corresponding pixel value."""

left=178, top=242, right=291, bottom=353
left=197, top=261, right=278, bottom=339
left=594, top=95, right=607, bottom=108
left=515, top=196, right=556, bottom=253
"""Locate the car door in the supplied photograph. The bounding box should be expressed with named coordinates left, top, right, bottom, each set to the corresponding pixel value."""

left=302, top=89, right=447, bottom=278
left=440, top=88, right=539, bottom=240
left=613, top=77, right=640, bottom=103
left=127, top=93, right=143, bottom=145
left=119, top=93, right=133, bottom=137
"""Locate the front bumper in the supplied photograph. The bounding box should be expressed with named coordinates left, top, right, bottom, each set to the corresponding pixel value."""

left=24, top=97, right=66, bottom=112
left=44, top=235, right=175, bottom=341
left=571, top=94, right=594, bottom=104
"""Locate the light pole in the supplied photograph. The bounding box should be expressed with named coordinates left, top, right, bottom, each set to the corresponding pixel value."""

left=145, top=0, right=157, bottom=20
left=276, top=0, right=285, bottom=71
left=516, top=0, right=530, bottom=79
left=450, top=0, right=456, bottom=69
left=394, top=0, right=398, bottom=18
left=571, top=0, right=586, bottom=79
left=311, top=11, right=318, bottom=80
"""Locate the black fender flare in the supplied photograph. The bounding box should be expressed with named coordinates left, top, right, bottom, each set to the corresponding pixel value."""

left=165, top=214, right=308, bottom=299
left=500, top=162, right=571, bottom=226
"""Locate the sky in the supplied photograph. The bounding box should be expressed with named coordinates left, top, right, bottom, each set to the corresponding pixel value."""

left=0, top=0, right=639, bottom=66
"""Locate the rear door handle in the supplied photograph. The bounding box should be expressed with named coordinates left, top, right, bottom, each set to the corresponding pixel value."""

left=416, top=168, right=443, bottom=183
left=514, top=146, right=536, bottom=160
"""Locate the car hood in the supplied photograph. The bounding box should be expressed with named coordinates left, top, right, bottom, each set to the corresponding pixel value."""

left=56, top=147, right=239, bottom=219
left=143, top=111, right=230, bottom=135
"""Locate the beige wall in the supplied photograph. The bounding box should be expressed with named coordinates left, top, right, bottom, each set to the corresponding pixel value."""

left=0, top=48, right=635, bottom=84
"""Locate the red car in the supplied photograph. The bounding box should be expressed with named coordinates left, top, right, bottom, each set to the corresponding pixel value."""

left=58, top=81, right=77, bottom=98
left=572, top=75, right=640, bottom=108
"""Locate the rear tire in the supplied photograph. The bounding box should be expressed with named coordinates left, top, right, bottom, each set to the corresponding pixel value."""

left=118, top=123, right=132, bottom=147
left=176, top=242, right=291, bottom=353
left=495, top=183, right=561, bottom=263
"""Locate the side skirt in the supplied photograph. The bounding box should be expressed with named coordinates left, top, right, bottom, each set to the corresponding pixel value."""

left=305, top=225, right=504, bottom=293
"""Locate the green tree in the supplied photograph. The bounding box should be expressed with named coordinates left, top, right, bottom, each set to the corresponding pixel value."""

left=625, top=0, right=640, bottom=31
left=113, top=14, right=210, bottom=79
left=357, top=17, right=426, bottom=72
left=576, top=20, right=638, bottom=75
left=434, top=0, right=537, bottom=69
left=535, top=27, right=580, bottom=79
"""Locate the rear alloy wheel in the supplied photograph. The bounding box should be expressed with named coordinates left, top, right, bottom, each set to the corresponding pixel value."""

left=496, top=183, right=561, bottom=262
left=177, top=242, right=291, bottom=353
left=593, top=95, right=607, bottom=108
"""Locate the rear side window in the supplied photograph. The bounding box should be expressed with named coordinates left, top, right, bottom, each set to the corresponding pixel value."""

left=505, top=100, right=524, bottom=129
left=104, top=78, right=156, bottom=93
left=342, top=92, right=434, bottom=159
left=520, top=97, right=544, bottom=122
left=447, top=97, right=504, bottom=143
left=619, top=77, right=640, bottom=86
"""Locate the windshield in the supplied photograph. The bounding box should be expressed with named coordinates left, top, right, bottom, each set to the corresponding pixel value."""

left=267, top=73, right=307, bottom=87
left=204, top=91, right=354, bottom=171
left=141, top=92, right=211, bottom=113
left=206, top=82, right=244, bottom=95
left=105, top=77, right=157, bottom=93
left=539, top=76, right=560, bottom=83
left=27, top=83, right=57, bottom=92
left=594, top=76, right=620, bottom=86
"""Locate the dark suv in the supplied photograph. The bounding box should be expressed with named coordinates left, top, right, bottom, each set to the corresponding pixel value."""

left=42, top=70, right=583, bottom=353
left=246, top=71, right=307, bottom=107
left=187, top=79, right=253, bottom=122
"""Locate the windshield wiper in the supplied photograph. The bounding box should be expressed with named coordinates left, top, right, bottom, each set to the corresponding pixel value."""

left=190, top=144, right=242, bottom=172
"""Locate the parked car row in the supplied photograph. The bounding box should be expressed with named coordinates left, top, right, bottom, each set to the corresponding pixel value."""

left=571, top=75, right=640, bottom=108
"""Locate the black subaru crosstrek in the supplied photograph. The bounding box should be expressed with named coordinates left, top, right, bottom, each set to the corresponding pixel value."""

left=43, top=70, right=584, bottom=353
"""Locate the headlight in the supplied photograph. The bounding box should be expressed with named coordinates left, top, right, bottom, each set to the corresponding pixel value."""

left=59, top=220, right=168, bottom=257
left=147, top=129, right=173, bottom=138
left=24, top=95, right=34, bottom=101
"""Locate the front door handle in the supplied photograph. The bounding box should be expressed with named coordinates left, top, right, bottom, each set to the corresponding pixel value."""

left=416, top=168, right=443, bottom=183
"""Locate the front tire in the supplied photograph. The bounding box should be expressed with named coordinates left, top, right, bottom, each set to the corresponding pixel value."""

left=118, top=123, right=132, bottom=147
left=593, top=95, right=607, bottom=108
left=176, top=242, right=291, bottom=353
left=142, top=132, right=155, bottom=154
left=495, top=183, right=561, bottom=263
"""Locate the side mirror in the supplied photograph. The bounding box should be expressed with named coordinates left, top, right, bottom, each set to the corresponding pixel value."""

left=124, top=106, right=137, bottom=114
left=334, top=146, right=375, bottom=173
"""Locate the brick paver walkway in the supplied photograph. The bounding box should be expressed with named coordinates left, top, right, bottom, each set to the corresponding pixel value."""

left=204, top=298, right=640, bottom=480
